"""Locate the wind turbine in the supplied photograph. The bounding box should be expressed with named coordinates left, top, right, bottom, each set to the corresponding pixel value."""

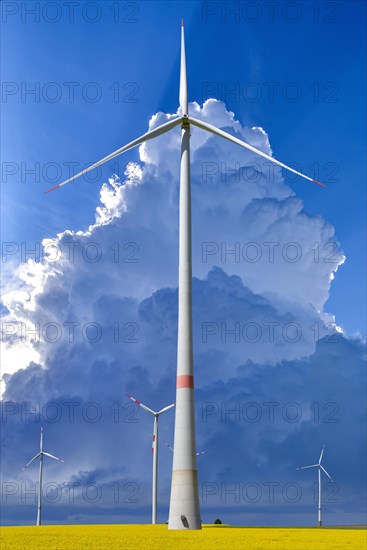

left=45, top=21, right=326, bottom=529
left=127, top=394, right=175, bottom=524
left=165, top=443, right=206, bottom=457
left=297, top=444, right=334, bottom=527
left=22, top=427, right=64, bottom=526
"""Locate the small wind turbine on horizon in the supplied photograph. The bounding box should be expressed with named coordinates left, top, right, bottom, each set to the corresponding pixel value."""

left=127, top=394, right=175, bottom=525
left=22, top=427, right=64, bottom=526
left=297, top=444, right=334, bottom=527
left=45, top=20, right=327, bottom=530
left=165, top=443, right=206, bottom=457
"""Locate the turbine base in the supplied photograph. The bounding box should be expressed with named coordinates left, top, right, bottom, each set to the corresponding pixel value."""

left=168, top=469, right=201, bottom=530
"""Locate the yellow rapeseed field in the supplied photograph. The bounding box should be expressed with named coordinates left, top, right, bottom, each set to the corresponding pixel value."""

left=1, top=524, right=366, bottom=550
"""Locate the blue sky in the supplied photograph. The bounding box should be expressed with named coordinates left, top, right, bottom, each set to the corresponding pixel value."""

left=1, top=0, right=366, bottom=527
left=2, top=0, right=366, bottom=333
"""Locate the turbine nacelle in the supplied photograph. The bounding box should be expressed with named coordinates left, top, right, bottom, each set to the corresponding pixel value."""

left=296, top=444, right=333, bottom=481
left=126, top=394, right=175, bottom=417
left=22, top=427, right=64, bottom=471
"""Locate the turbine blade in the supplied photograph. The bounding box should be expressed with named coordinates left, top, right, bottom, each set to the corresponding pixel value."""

left=188, top=117, right=327, bottom=188
left=157, top=403, right=175, bottom=415
left=22, top=452, right=41, bottom=470
left=165, top=443, right=174, bottom=453
left=320, top=465, right=333, bottom=482
left=179, top=20, right=188, bottom=114
left=196, top=451, right=206, bottom=456
left=319, top=445, right=325, bottom=464
left=126, top=394, right=155, bottom=415
left=296, top=464, right=319, bottom=470
left=45, top=117, right=181, bottom=193
left=42, top=452, right=64, bottom=462
left=40, top=426, right=43, bottom=452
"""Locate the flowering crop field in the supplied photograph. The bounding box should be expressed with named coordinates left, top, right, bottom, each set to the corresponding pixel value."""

left=1, top=524, right=366, bottom=550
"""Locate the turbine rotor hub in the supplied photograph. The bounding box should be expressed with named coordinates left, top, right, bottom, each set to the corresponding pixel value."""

left=181, top=114, right=189, bottom=127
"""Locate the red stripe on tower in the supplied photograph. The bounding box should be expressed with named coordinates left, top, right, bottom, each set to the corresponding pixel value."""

left=176, top=375, right=194, bottom=389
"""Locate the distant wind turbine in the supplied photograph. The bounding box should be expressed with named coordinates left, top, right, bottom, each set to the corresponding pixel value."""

left=127, top=394, right=175, bottom=525
left=165, top=443, right=206, bottom=457
left=22, top=427, right=63, bottom=526
left=46, top=21, right=326, bottom=529
left=297, top=444, right=334, bottom=527
left=165, top=443, right=206, bottom=456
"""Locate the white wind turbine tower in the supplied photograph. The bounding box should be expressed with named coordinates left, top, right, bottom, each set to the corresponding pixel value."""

left=127, top=394, right=175, bottom=524
left=297, top=444, right=334, bottom=527
left=46, top=21, right=326, bottom=529
left=22, top=427, right=64, bottom=526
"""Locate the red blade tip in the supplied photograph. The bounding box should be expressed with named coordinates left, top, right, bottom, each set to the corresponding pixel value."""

left=312, top=179, right=327, bottom=188
left=44, top=184, right=61, bottom=194
left=182, top=18, right=184, bottom=27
